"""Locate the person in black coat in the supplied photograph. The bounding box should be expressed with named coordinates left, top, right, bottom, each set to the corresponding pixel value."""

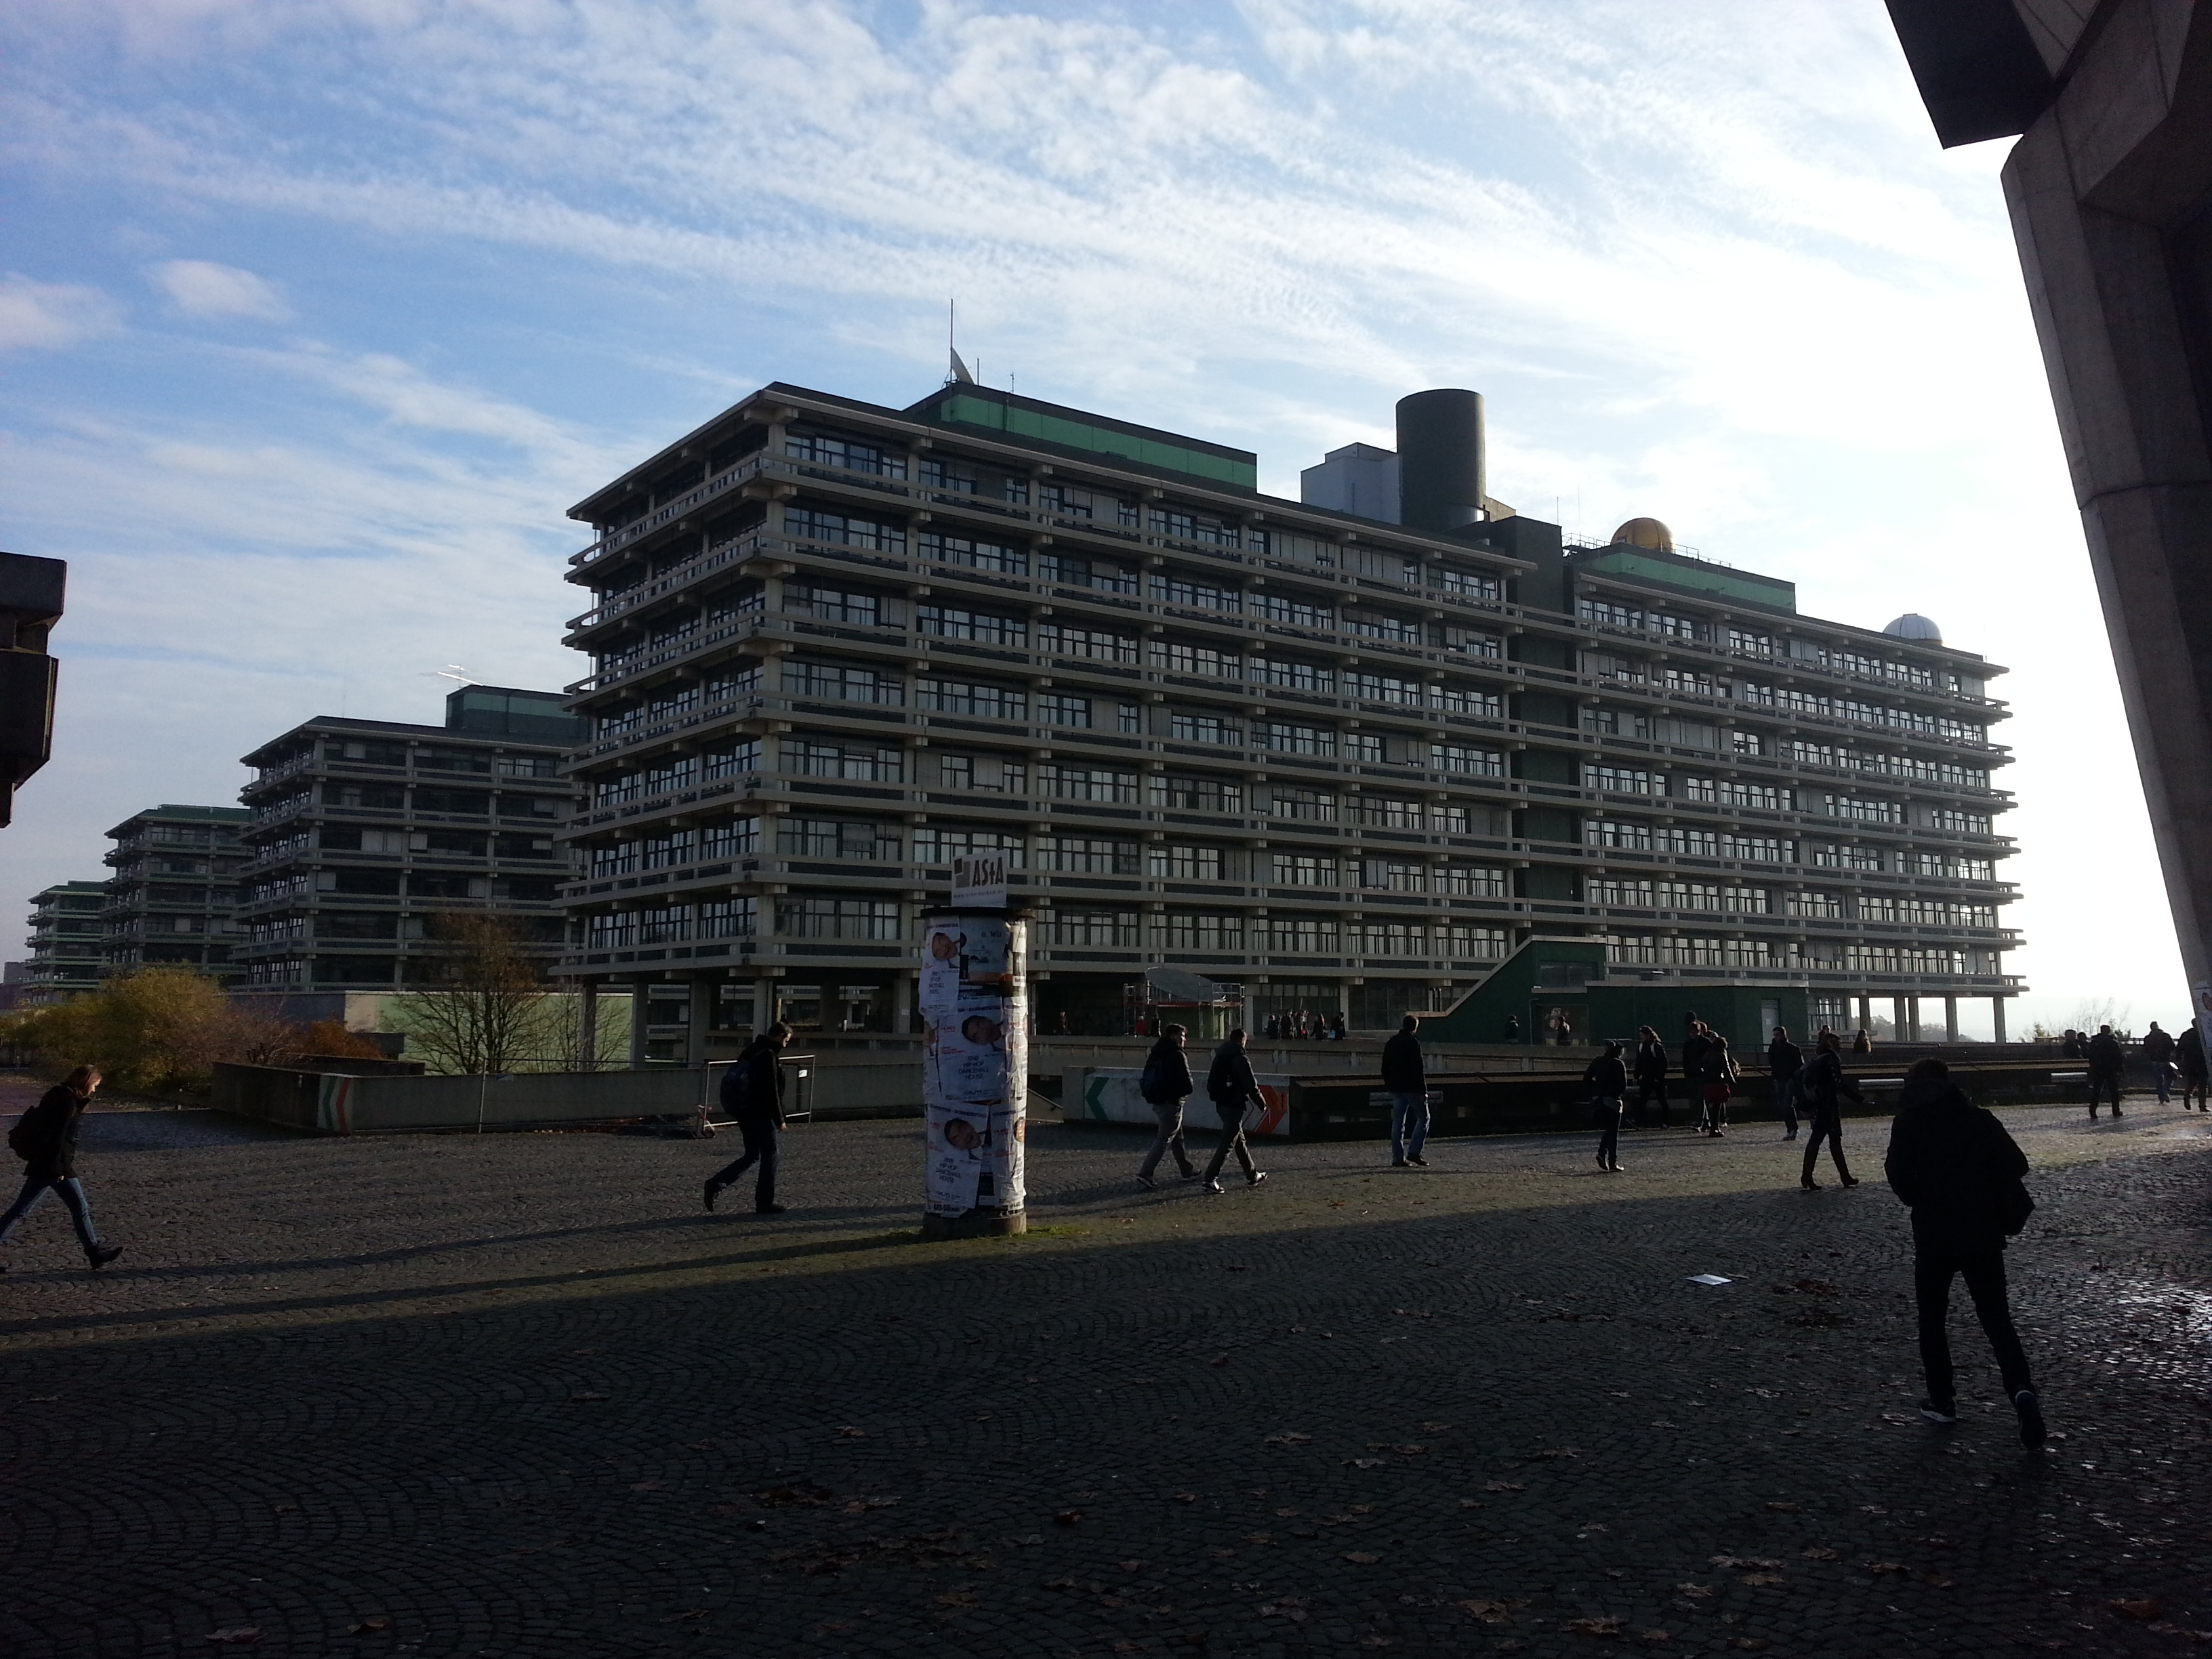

left=1799, top=1031, right=1860, bottom=1190
left=1201, top=1029, right=1269, bottom=1193
left=1884, top=1058, right=2045, bottom=1445
left=703, top=1023, right=793, bottom=1214
left=2179, top=1023, right=2209, bottom=1112
left=1, top=1065, right=124, bottom=1270
left=1767, top=1026, right=1805, bottom=1141
left=1584, top=1041, right=1628, bottom=1172
left=1631, top=1025, right=1670, bottom=1128
left=1136, top=1023, right=1199, bottom=1189
left=1381, top=1016, right=1429, bottom=1168
left=2140, top=1021, right=2176, bottom=1104
left=2085, top=1024, right=2125, bottom=1118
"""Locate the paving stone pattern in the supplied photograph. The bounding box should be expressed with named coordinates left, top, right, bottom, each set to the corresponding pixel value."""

left=2, top=1073, right=2209, bottom=1658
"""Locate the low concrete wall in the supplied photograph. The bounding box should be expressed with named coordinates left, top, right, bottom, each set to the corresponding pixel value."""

left=212, top=1063, right=710, bottom=1134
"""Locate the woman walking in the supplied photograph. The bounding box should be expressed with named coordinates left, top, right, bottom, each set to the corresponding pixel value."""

left=1, top=1066, right=124, bottom=1270
left=1632, top=1025, right=1671, bottom=1128
left=1585, top=1040, right=1627, bottom=1172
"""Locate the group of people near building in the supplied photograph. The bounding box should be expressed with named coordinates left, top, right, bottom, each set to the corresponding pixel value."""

left=1259, top=1010, right=1347, bottom=1042
left=2056, top=1021, right=2207, bottom=1113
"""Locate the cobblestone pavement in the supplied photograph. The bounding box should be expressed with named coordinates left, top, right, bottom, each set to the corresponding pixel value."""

left=3, top=1072, right=2209, bottom=1659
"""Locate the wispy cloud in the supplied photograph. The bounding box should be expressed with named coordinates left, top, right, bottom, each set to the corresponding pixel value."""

left=0, top=273, right=120, bottom=350
left=147, top=258, right=291, bottom=321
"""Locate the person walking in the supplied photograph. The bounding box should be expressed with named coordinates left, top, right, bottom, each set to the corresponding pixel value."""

left=1632, top=1025, right=1671, bottom=1128
left=1585, top=1040, right=1627, bottom=1172
left=1694, top=1025, right=1736, bottom=1137
left=1883, top=1057, right=2046, bottom=1446
left=1799, top=1031, right=1861, bottom=1190
left=1681, top=1018, right=1713, bottom=1132
left=703, top=1022, right=793, bottom=1214
left=1135, top=1023, right=1200, bottom=1190
left=1202, top=1028, right=1269, bottom=1193
left=1504, top=1014, right=1522, bottom=1044
left=2085, top=1023, right=2125, bottom=1118
left=2179, top=1023, right=2209, bottom=1111
left=1, top=1066, right=125, bottom=1271
left=1382, top=1016, right=1429, bottom=1168
left=1767, top=1025, right=1805, bottom=1140
left=2140, top=1021, right=2176, bottom=1105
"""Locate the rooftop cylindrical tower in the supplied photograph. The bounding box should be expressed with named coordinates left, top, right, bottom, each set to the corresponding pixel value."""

left=1395, top=388, right=1486, bottom=533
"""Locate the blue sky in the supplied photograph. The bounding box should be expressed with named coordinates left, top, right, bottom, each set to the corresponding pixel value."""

left=0, top=0, right=2179, bottom=1029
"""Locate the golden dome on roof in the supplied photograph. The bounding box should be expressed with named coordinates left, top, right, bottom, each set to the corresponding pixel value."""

left=1612, top=516, right=1674, bottom=552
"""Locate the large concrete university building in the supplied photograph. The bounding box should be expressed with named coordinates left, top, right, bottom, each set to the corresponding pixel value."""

left=556, top=381, right=2020, bottom=1055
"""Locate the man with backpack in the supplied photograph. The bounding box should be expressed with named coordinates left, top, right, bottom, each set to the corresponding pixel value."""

left=2, top=1065, right=124, bottom=1271
left=1201, top=1028, right=1269, bottom=1193
left=1883, top=1057, right=2046, bottom=1446
left=703, top=1022, right=793, bottom=1215
left=1136, top=1023, right=1199, bottom=1190
left=2140, top=1021, right=2176, bottom=1104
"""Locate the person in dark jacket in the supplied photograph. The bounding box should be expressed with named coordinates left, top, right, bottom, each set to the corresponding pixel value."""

left=1631, top=1025, right=1670, bottom=1128
left=1504, top=1015, right=1521, bottom=1044
left=1381, top=1017, right=1429, bottom=1168
left=1767, top=1027, right=1805, bottom=1141
left=1584, top=1041, right=1628, bottom=1172
left=1692, top=1026, right=1735, bottom=1137
left=1202, top=1029, right=1269, bottom=1193
left=1136, top=1023, right=1199, bottom=1190
left=1852, top=1027, right=1874, bottom=1054
left=1681, top=1019, right=1713, bottom=1114
left=1, top=1066, right=123, bottom=1270
left=2140, top=1021, right=2175, bottom=1103
left=1884, top=1058, right=2045, bottom=1446
left=1799, top=1031, right=1860, bottom=1189
left=703, top=1023, right=793, bottom=1214
left=2057, top=1029, right=2083, bottom=1059
left=2179, top=1023, right=2209, bottom=1111
left=2085, top=1024, right=2125, bottom=1118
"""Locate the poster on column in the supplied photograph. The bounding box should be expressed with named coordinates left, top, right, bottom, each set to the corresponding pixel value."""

left=920, top=913, right=1027, bottom=1217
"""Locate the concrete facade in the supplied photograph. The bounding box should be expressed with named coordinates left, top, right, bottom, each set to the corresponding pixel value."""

left=554, top=381, right=2023, bottom=1062
left=99, top=804, right=251, bottom=981
left=231, top=687, right=584, bottom=989
left=22, top=880, right=106, bottom=1003
left=0, top=550, right=64, bottom=829
left=1889, top=0, right=2212, bottom=992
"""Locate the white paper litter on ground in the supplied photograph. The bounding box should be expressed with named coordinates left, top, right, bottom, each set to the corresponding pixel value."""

left=1687, top=1274, right=1734, bottom=1286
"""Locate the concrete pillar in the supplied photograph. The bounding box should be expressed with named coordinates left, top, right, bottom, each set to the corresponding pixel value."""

left=687, top=977, right=712, bottom=1066
left=752, top=977, right=775, bottom=1034
left=1856, top=994, right=1872, bottom=1036
left=1892, top=995, right=1910, bottom=1043
left=628, top=975, right=651, bottom=1070
left=1992, top=996, right=2008, bottom=1044
left=579, top=980, right=599, bottom=1071
left=892, top=970, right=916, bottom=1034
left=1943, top=994, right=1959, bottom=1043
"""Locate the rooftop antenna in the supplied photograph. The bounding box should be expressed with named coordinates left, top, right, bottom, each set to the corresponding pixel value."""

left=947, top=300, right=974, bottom=385
left=422, top=665, right=477, bottom=685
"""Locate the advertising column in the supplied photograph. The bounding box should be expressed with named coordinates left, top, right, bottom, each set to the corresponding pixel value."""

left=918, top=855, right=1028, bottom=1240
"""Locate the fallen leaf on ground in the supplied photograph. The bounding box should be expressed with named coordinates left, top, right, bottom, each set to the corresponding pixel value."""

left=1675, top=1584, right=1713, bottom=1598
left=836, top=1425, right=868, bottom=1438
left=1562, top=1616, right=1624, bottom=1636
left=1862, top=1562, right=1909, bottom=1576
left=1262, top=1432, right=1311, bottom=1446
left=1483, top=1481, right=1526, bottom=1492
left=1366, top=1443, right=1427, bottom=1456
left=1208, top=1355, right=1231, bottom=1367
left=2111, top=1600, right=2162, bottom=1620
left=1458, top=1600, right=1511, bottom=1624
left=1172, top=1492, right=1197, bottom=1504
left=349, top=1620, right=389, bottom=1635
left=204, top=1633, right=261, bottom=1647
left=1053, top=1511, right=1082, bottom=1526
left=1635, top=1630, right=1671, bottom=1645
left=841, top=1497, right=900, bottom=1513
left=1739, top=1573, right=1784, bottom=1586
left=1343, top=1551, right=1382, bottom=1565
left=1345, top=1458, right=1384, bottom=1469
left=1763, top=1502, right=1799, bottom=1513
left=1801, top=1547, right=1839, bottom=1561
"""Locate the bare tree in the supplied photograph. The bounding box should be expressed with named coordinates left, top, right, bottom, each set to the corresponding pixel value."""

left=541, top=989, right=630, bottom=1073
left=397, top=914, right=549, bottom=1074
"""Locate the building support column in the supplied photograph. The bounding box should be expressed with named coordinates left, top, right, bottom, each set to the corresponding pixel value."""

left=1992, top=996, right=2008, bottom=1044
left=752, top=977, right=775, bottom=1035
left=1943, top=994, right=1959, bottom=1044
left=892, top=969, right=916, bottom=1034
left=578, top=979, right=599, bottom=1071
left=628, top=975, right=651, bottom=1070
left=1856, top=994, right=1872, bottom=1036
left=687, top=977, right=712, bottom=1067
left=1893, top=995, right=1910, bottom=1043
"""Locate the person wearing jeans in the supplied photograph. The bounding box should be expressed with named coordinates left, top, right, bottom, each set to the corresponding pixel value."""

left=1202, top=1028, right=1269, bottom=1193
left=1884, top=1057, right=2045, bottom=1446
left=704, top=1023, right=792, bottom=1215
left=1381, top=1015, right=1429, bottom=1168
left=1, top=1065, right=123, bottom=1271
left=2141, top=1022, right=2175, bottom=1104
left=1136, top=1024, right=1199, bottom=1189
left=1584, top=1041, right=1627, bottom=1172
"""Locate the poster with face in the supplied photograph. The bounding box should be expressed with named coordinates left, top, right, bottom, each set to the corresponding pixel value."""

left=921, top=912, right=1029, bottom=1220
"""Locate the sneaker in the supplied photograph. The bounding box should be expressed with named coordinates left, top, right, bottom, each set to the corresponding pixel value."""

left=756, top=1203, right=789, bottom=1216
left=1246, top=1172, right=1269, bottom=1188
left=703, top=1179, right=724, bottom=1212
left=1136, top=1173, right=1158, bottom=1191
left=1921, top=1398, right=1959, bottom=1425
left=2013, top=1389, right=2047, bottom=1448
left=87, top=1245, right=123, bottom=1270
left=1408, top=1155, right=1427, bottom=1168
left=1392, top=1158, right=1409, bottom=1168
left=1710, top=1130, right=1727, bottom=1139
left=1204, top=1179, right=1225, bottom=1195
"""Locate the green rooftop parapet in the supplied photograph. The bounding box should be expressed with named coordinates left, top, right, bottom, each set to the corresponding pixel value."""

left=918, top=388, right=1258, bottom=489
left=1576, top=546, right=1796, bottom=613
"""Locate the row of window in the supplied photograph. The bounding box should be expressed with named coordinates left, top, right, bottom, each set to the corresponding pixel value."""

left=1583, top=766, right=1993, bottom=830
left=1604, top=935, right=1994, bottom=975
left=1578, top=602, right=1984, bottom=696
left=1583, top=819, right=1999, bottom=880
left=251, top=741, right=562, bottom=780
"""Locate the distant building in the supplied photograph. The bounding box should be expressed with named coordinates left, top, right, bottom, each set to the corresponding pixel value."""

left=24, top=881, right=106, bottom=1003
left=230, top=687, right=585, bottom=989
left=553, top=380, right=2022, bottom=1053
left=100, top=804, right=253, bottom=979
left=0, top=550, right=66, bottom=828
